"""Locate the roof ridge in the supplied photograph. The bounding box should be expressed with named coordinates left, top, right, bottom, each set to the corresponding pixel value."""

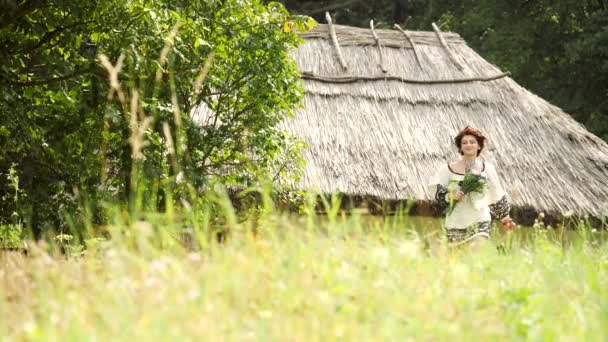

left=301, top=23, right=465, bottom=49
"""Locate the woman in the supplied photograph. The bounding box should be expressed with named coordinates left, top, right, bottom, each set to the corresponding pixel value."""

left=430, top=126, right=514, bottom=246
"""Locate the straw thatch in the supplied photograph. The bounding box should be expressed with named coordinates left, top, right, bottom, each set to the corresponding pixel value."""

left=280, top=23, right=608, bottom=218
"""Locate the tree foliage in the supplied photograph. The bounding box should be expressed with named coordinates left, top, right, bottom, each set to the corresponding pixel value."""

left=0, top=0, right=313, bottom=235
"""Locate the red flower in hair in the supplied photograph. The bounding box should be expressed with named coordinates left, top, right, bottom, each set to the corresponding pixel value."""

left=462, top=126, right=484, bottom=137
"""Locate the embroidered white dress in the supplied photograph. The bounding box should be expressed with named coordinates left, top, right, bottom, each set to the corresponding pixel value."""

left=430, top=161, right=511, bottom=243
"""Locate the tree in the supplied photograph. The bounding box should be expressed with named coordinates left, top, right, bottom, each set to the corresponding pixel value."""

left=0, top=0, right=312, bottom=236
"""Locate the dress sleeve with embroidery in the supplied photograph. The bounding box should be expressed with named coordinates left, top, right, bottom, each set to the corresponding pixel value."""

left=485, top=162, right=511, bottom=220
left=429, top=164, right=451, bottom=210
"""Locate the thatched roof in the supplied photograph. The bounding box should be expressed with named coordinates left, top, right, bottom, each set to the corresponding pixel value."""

left=280, top=23, right=608, bottom=218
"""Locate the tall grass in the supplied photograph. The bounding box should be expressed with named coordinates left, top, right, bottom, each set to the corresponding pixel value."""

left=1, top=188, right=607, bottom=341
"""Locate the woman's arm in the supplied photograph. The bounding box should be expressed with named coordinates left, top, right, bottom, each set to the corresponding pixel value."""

left=430, top=164, right=461, bottom=212
left=491, top=196, right=515, bottom=230
left=435, top=184, right=450, bottom=211
left=489, top=195, right=511, bottom=220
left=486, top=162, right=515, bottom=229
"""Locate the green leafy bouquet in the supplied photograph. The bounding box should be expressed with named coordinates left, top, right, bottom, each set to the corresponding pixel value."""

left=447, top=173, right=487, bottom=215
left=460, top=172, right=487, bottom=194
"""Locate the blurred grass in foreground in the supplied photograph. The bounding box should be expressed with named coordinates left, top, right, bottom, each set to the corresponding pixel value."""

left=0, top=190, right=607, bottom=341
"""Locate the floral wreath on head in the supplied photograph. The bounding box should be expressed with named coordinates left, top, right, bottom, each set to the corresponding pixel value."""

left=454, top=125, right=486, bottom=156
left=459, top=126, right=485, bottom=139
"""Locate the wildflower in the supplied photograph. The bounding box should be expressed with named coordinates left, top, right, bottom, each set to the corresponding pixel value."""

left=176, top=171, right=184, bottom=184
left=23, top=321, right=35, bottom=333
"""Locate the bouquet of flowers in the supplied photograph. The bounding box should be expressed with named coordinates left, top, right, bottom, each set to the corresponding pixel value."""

left=460, top=172, right=487, bottom=194
left=446, top=172, right=487, bottom=215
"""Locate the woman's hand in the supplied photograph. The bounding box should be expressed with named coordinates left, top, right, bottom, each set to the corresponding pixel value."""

left=501, top=217, right=516, bottom=231
left=451, top=191, right=465, bottom=202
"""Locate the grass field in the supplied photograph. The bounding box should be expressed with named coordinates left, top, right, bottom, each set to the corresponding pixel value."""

left=1, top=206, right=607, bottom=341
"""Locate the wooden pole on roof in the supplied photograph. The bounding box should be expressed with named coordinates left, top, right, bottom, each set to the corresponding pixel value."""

left=394, top=23, right=423, bottom=70
left=325, top=12, right=348, bottom=70
left=301, top=71, right=510, bottom=84
left=370, top=20, right=388, bottom=73
left=432, top=22, right=464, bottom=71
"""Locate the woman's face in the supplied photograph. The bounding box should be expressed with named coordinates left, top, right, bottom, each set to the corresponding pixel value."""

left=460, top=135, right=480, bottom=156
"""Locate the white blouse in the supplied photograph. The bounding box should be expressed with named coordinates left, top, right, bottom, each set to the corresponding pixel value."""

left=430, top=161, right=508, bottom=229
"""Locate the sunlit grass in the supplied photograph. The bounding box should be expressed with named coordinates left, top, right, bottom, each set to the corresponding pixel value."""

left=1, top=200, right=607, bottom=341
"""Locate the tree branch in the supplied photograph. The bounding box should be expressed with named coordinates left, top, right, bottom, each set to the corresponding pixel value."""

left=0, top=0, right=48, bottom=30
left=20, top=21, right=89, bottom=53
left=5, top=71, right=83, bottom=87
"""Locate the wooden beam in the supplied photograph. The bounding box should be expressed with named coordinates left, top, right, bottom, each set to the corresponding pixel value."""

left=370, top=20, right=388, bottom=73
left=432, top=22, right=464, bottom=71
left=301, top=71, right=510, bottom=84
left=326, top=12, right=348, bottom=70
left=394, top=23, right=423, bottom=70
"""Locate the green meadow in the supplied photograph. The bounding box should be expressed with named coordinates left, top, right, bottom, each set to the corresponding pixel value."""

left=1, top=194, right=607, bottom=341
